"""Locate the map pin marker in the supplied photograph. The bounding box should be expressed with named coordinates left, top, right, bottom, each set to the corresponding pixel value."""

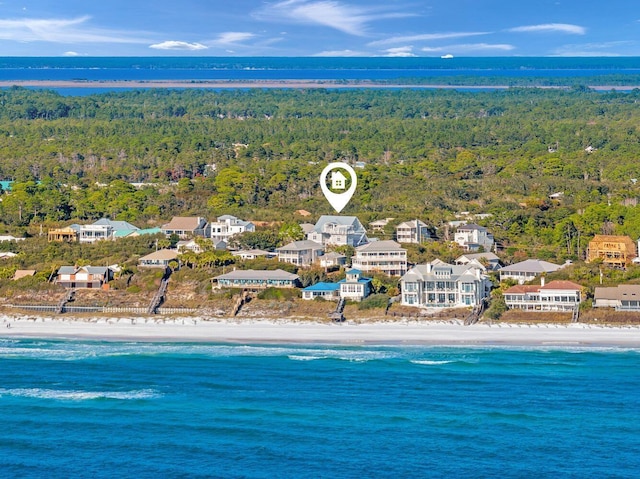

left=320, top=162, right=357, bottom=213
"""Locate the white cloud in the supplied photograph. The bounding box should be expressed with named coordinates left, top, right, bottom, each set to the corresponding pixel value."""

left=212, top=32, right=255, bottom=45
left=149, top=40, right=208, bottom=51
left=508, top=23, right=586, bottom=35
left=254, top=0, right=412, bottom=36
left=313, top=49, right=368, bottom=57
left=422, top=43, right=515, bottom=53
left=0, top=16, right=149, bottom=44
left=369, top=31, right=490, bottom=47
left=382, top=46, right=416, bottom=57
left=62, top=51, right=81, bottom=57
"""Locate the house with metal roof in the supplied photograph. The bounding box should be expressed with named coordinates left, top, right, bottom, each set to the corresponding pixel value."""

left=352, top=240, right=407, bottom=276
left=306, top=215, right=368, bottom=247
left=301, top=282, right=341, bottom=300
left=276, top=240, right=324, bottom=267
left=338, top=269, right=372, bottom=302
left=499, top=259, right=564, bottom=284
left=213, top=269, right=300, bottom=289
left=400, top=260, right=491, bottom=308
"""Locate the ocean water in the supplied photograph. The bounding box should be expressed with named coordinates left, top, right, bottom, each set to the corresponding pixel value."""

left=1, top=339, right=639, bottom=478
left=1, top=56, right=640, bottom=82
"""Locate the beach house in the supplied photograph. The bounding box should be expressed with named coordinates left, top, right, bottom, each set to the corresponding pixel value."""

left=76, top=219, right=139, bottom=243
left=213, top=269, right=300, bottom=289
left=306, top=215, right=368, bottom=247
left=209, top=215, right=255, bottom=243
left=351, top=240, right=407, bottom=276
left=453, top=223, right=494, bottom=252
left=455, top=252, right=501, bottom=271
left=499, top=259, right=564, bottom=284
left=593, top=284, right=640, bottom=311
left=400, top=260, right=491, bottom=308
left=395, top=220, right=431, bottom=244
left=161, top=216, right=209, bottom=239
left=55, top=266, right=112, bottom=289
left=338, top=269, right=372, bottom=302
left=276, top=240, right=324, bottom=267
left=138, top=249, right=179, bottom=269
left=503, top=278, right=582, bottom=312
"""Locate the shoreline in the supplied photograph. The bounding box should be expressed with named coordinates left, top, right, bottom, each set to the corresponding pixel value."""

left=1, top=79, right=638, bottom=90
left=3, top=315, right=640, bottom=347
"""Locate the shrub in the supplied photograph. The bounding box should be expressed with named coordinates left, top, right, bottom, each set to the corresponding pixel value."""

left=358, top=294, right=390, bottom=310
left=257, top=288, right=300, bottom=301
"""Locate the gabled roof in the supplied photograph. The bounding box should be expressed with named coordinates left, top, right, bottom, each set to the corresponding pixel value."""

left=401, top=261, right=484, bottom=282
left=277, top=240, right=324, bottom=252
left=57, top=266, right=77, bottom=275
left=162, top=216, right=206, bottom=231
left=456, top=223, right=486, bottom=231
left=13, top=269, right=36, bottom=280
left=232, top=249, right=272, bottom=256
left=312, top=215, right=365, bottom=233
left=92, top=218, right=139, bottom=231
left=500, top=259, right=562, bottom=274
left=540, top=280, right=582, bottom=291
left=300, top=223, right=316, bottom=234
left=506, top=280, right=582, bottom=294
left=356, top=240, right=405, bottom=253
left=457, top=252, right=500, bottom=262
left=396, top=219, right=428, bottom=229
left=139, top=249, right=179, bottom=261
left=595, top=284, right=640, bottom=300
left=214, top=269, right=299, bottom=281
left=504, top=284, right=541, bottom=294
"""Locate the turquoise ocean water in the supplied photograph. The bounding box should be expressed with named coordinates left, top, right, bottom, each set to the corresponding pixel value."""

left=1, top=339, right=639, bottom=478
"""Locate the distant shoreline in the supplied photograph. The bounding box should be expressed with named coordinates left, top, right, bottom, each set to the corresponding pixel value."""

left=0, top=79, right=638, bottom=90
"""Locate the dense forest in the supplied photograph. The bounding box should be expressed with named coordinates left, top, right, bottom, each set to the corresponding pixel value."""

left=2, top=86, right=640, bottom=266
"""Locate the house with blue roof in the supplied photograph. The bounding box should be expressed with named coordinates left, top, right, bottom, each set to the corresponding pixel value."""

left=338, top=269, right=372, bottom=302
left=301, top=282, right=341, bottom=300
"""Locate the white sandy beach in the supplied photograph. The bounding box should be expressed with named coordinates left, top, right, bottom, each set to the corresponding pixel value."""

left=3, top=314, right=640, bottom=346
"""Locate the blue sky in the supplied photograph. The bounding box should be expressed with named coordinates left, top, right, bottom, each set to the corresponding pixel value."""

left=0, top=0, right=639, bottom=57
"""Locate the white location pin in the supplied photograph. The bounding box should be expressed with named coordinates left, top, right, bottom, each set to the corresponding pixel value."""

left=320, top=162, right=357, bottom=213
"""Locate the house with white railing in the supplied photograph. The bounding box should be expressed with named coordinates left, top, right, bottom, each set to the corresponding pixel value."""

left=400, top=260, right=491, bottom=308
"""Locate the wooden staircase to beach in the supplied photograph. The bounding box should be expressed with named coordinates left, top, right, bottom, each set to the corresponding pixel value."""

left=231, top=290, right=250, bottom=316
left=56, top=289, right=75, bottom=314
left=329, top=298, right=346, bottom=322
left=147, top=268, right=171, bottom=314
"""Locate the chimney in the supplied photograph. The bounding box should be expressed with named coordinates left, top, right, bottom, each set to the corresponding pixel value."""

left=426, top=263, right=432, bottom=273
left=541, top=275, right=545, bottom=287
